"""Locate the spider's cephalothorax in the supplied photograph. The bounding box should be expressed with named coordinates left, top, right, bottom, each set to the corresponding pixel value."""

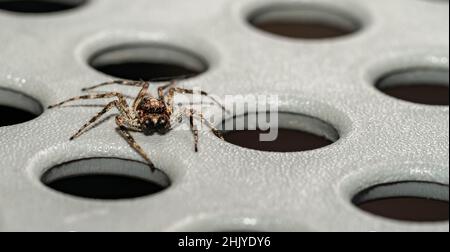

left=48, top=80, right=226, bottom=171
left=138, top=97, right=171, bottom=135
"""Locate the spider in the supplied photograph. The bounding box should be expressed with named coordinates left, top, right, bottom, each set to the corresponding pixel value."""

left=48, top=80, right=226, bottom=171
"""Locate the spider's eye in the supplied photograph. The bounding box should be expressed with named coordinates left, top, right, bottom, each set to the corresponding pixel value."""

left=156, top=117, right=169, bottom=131
left=145, top=120, right=154, bottom=128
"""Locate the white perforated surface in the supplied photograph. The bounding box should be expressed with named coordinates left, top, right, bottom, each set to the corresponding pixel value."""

left=0, top=0, right=448, bottom=232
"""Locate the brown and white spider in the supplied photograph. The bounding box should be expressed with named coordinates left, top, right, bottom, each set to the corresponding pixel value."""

left=48, top=80, right=226, bottom=171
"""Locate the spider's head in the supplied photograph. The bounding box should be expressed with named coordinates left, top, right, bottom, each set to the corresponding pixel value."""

left=142, top=114, right=171, bottom=135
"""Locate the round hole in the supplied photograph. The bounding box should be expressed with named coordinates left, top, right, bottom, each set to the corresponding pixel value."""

left=0, top=88, right=43, bottom=127
left=220, top=112, right=339, bottom=152
left=42, top=158, right=171, bottom=200
left=248, top=4, right=361, bottom=39
left=375, top=68, right=449, bottom=106
left=89, top=44, right=209, bottom=82
left=353, top=181, right=449, bottom=222
left=0, top=0, right=87, bottom=13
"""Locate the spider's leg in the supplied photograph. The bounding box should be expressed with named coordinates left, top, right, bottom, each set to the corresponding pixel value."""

left=169, top=87, right=228, bottom=112
left=158, top=81, right=176, bottom=98
left=132, top=82, right=150, bottom=110
left=187, top=109, right=199, bottom=152
left=191, top=110, right=224, bottom=140
left=70, top=100, right=127, bottom=140
left=173, top=108, right=222, bottom=152
left=165, top=86, right=176, bottom=115
left=48, top=92, right=127, bottom=109
left=116, top=115, right=141, bottom=131
left=116, top=119, right=155, bottom=171
left=88, top=91, right=135, bottom=100
left=81, top=80, right=147, bottom=92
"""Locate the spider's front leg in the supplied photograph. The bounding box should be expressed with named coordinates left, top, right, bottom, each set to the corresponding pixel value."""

left=158, top=81, right=176, bottom=98
left=166, top=87, right=228, bottom=113
left=188, top=109, right=199, bottom=152
left=182, top=108, right=224, bottom=153
left=169, top=109, right=199, bottom=152
left=191, top=110, right=224, bottom=140
left=116, top=117, right=156, bottom=171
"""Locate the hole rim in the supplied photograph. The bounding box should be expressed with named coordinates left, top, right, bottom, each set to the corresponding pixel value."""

left=0, top=87, right=43, bottom=127
left=352, top=181, right=449, bottom=223
left=218, top=111, right=341, bottom=153
left=339, top=162, right=449, bottom=226
left=87, top=43, right=210, bottom=83
left=374, top=67, right=449, bottom=106
left=40, top=157, right=172, bottom=201
left=0, top=0, right=89, bottom=14
left=244, top=1, right=366, bottom=41
left=363, top=52, right=450, bottom=108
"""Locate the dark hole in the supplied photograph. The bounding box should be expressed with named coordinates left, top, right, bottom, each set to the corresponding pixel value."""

left=89, top=45, right=208, bottom=82
left=0, top=0, right=86, bottom=13
left=379, top=85, right=449, bottom=106
left=357, top=197, right=449, bottom=222
left=376, top=69, right=449, bottom=106
left=223, top=128, right=334, bottom=152
left=0, top=105, right=38, bottom=127
left=42, top=158, right=171, bottom=200
left=248, top=6, right=361, bottom=39
left=46, top=174, right=165, bottom=200
left=94, top=62, right=201, bottom=82
left=252, top=21, right=356, bottom=39
left=353, top=182, right=449, bottom=222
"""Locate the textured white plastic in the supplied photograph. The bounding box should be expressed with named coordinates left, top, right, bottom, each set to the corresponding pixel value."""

left=0, top=0, right=448, bottom=232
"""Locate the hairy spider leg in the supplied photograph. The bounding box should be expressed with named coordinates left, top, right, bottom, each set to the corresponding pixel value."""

left=158, top=81, right=176, bottom=98
left=47, top=92, right=135, bottom=140
left=132, top=82, right=151, bottom=110
left=81, top=80, right=147, bottom=92
left=171, top=108, right=224, bottom=152
left=116, top=119, right=155, bottom=171
left=190, top=110, right=224, bottom=140
left=187, top=109, right=200, bottom=152
left=166, top=87, right=228, bottom=114
left=69, top=100, right=130, bottom=140
left=81, top=80, right=226, bottom=113
left=48, top=92, right=128, bottom=109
